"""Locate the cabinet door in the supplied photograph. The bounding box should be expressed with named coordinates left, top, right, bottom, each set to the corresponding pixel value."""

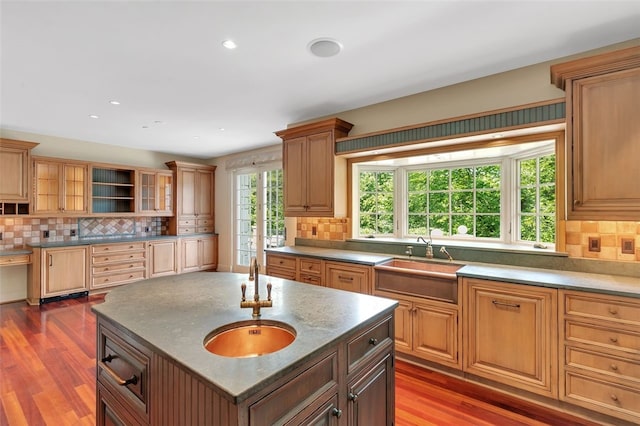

left=305, top=132, right=333, bottom=215
left=325, top=262, right=370, bottom=294
left=62, top=163, right=87, bottom=213
left=283, top=136, right=307, bottom=215
left=464, top=278, right=558, bottom=398
left=148, top=240, right=178, bottom=277
left=196, top=169, right=214, bottom=218
left=43, top=246, right=88, bottom=297
left=393, top=299, right=413, bottom=353
left=138, top=172, right=156, bottom=213
left=180, top=238, right=200, bottom=272
left=569, top=68, right=640, bottom=219
left=177, top=168, right=197, bottom=217
left=0, top=145, right=29, bottom=201
left=34, top=161, right=61, bottom=213
left=347, top=354, right=394, bottom=426
left=199, top=235, right=218, bottom=270
left=413, top=302, right=459, bottom=367
left=156, top=172, right=173, bottom=215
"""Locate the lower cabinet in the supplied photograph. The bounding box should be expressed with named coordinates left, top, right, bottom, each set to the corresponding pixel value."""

left=560, top=289, right=640, bottom=423
left=91, top=242, right=147, bottom=290
left=27, top=245, right=89, bottom=304
left=463, top=278, right=558, bottom=398
left=147, top=239, right=178, bottom=278
left=179, top=234, right=218, bottom=272
left=346, top=353, right=394, bottom=426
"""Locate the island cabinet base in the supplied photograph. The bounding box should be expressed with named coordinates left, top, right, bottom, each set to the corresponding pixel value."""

left=96, top=313, right=395, bottom=426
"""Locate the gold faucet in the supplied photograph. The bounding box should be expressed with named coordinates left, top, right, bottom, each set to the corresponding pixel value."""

left=241, top=257, right=272, bottom=318
left=440, top=246, right=454, bottom=262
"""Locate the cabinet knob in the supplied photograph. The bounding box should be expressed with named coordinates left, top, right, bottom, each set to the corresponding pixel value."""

left=609, top=337, right=618, bottom=343
left=348, top=392, right=358, bottom=402
left=610, top=364, right=619, bottom=371
left=368, top=337, right=378, bottom=346
left=610, top=394, right=619, bottom=402
left=608, top=307, right=618, bottom=315
left=331, top=408, right=342, bottom=418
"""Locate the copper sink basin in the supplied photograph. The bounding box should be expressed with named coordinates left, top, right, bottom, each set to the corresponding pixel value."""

left=203, top=320, right=296, bottom=358
left=375, top=259, right=462, bottom=279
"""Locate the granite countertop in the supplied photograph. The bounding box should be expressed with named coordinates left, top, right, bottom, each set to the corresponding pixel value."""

left=0, top=248, right=33, bottom=256
left=266, top=245, right=393, bottom=265
left=457, top=264, right=640, bottom=298
left=25, top=234, right=203, bottom=249
left=92, top=272, right=397, bottom=403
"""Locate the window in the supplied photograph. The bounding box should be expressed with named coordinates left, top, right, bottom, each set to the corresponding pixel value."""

left=354, top=136, right=557, bottom=247
left=234, top=166, right=285, bottom=270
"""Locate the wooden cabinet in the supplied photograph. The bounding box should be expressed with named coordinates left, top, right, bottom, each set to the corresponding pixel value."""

left=179, top=234, right=218, bottom=272
left=166, top=161, right=215, bottom=235
left=147, top=239, right=178, bottom=278
left=33, top=157, right=88, bottom=215
left=559, top=290, right=640, bottom=423
left=0, top=138, right=37, bottom=215
left=91, top=166, right=136, bottom=215
left=463, top=278, right=558, bottom=398
left=276, top=118, right=353, bottom=217
left=299, top=257, right=323, bottom=286
left=137, top=169, right=173, bottom=216
left=346, top=353, right=394, bottom=426
left=265, top=253, right=297, bottom=280
left=90, top=242, right=147, bottom=290
left=325, top=261, right=372, bottom=294
left=551, top=46, right=640, bottom=220
left=27, top=245, right=89, bottom=304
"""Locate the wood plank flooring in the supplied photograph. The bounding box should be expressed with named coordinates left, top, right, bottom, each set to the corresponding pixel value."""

left=0, top=296, right=603, bottom=426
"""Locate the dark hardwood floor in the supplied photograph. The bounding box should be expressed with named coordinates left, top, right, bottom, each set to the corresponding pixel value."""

left=0, top=296, right=603, bottom=425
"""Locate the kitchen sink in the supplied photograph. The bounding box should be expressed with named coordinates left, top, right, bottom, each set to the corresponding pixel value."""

left=203, top=320, right=296, bottom=358
left=374, top=259, right=462, bottom=303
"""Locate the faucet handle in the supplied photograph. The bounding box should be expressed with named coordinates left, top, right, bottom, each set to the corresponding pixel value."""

left=241, top=283, right=247, bottom=301
left=267, top=282, right=272, bottom=301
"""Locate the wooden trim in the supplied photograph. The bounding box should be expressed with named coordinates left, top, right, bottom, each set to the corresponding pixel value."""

left=0, top=138, right=39, bottom=150
left=274, top=117, right=354, bottom=140
left=551, top=45, right=640, bottom=90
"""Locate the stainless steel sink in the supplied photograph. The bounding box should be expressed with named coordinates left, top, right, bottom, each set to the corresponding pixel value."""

left=374, top=259, right=462, bottom=303
left=203, top=320, right=296, bottom=358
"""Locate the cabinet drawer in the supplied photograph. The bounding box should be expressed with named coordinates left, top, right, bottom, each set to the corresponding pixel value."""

left=92, top=270, right=146, bottom=288
left=347, top=316, right=392, bottom=373
left=178, top=219, right=196, bottom=226
left=564, top=292, right=640, bottom=327
left=300, top=258, right=322, bottom=275
left=98, top=322, right=150, bottom=422
left=92, top=252, right=146, bottom=264
left=266, top=266, right=296, bottom=280
left=564, top=371, right=640, bottom=421
left=0, top=254, right=31, bottom=266
left=92, top=242, right=146, bottom=254
left=249, top=352, right=338, bottom=426
left=566, top=346, right=640, bottom=383
left=197, top=218, right=213, bottom=226
left=196, top=226, right=214, bottom=233
left=93, top=262, right=145, bottom=275
left=566, top=320, right=640, bottom=355
left=299, top=274, right=322, bottom=286
left=267, top=255, right=296, bottom=270
left=178, top=226, right=195, bottom=235
left=325, top=263, right=370, bottom=294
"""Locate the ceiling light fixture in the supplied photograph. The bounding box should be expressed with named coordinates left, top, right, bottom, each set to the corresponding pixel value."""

left=222, top=39, right=237, bottom=49
left=308, top=38, right=343, bottom=58
left=109, top=100, right=120, bottom=105
left=89, top=114, right=99, bottom=119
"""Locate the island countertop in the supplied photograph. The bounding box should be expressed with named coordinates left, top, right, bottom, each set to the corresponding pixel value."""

left=92, top=271, right=397, bottom=403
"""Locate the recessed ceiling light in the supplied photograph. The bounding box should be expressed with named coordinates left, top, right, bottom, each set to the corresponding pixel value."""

left=308, top=38, right=343, bottom=58
left=154, top=120, right=164, bottom=124
left=109, top=100, right=120, bottom=105
left=89, top=114, right=99, bottom=119
left=219, top=127, right=225, bottom=131
left=193, top=136, right=200, bottom=139
left=142, top=125, right=149, bottom=129
left=222, top=39, right=237, bottom=49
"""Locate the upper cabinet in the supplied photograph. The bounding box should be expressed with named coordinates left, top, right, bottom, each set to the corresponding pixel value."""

left=137, top=168, right=174, bottom=216
left=275, top=117, right=353, bottom=217
left=90, top=165, right=136, bottom=215
left=0, top=138, right=37, bottom=215
left=33, top=157, right=88, bottom=215
left=551, top=46, right=640, bottom=220
left=165, top=161, right=216, bottom=235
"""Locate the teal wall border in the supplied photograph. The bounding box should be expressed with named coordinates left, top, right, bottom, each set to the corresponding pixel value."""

left=336, top=101, right=565, bottom=154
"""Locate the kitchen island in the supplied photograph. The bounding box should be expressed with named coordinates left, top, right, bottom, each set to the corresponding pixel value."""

left=92, top=271, right=397, bottom=425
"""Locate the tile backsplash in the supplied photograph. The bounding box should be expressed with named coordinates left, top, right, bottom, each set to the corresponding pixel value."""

left=0, top=217, right=168, bottom=249
left=297, top=218, right=640, bottom=262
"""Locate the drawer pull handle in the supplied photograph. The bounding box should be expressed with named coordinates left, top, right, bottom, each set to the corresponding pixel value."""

left=279, top=261, right=284, bottom=264
left=610, top=364, right=618, bottom=371
left=338, top=275, right=354, bottom=282
left=608, top=307, right=618, bottom=315
left=101, top=354, right=117, bottom=363
left=610, top=337, right=618, bottom=343
left=99, top=360, right=139, bottom=387
left=332, top=408, right=342, bottom=418
left=610, top=394, right=619, bottom=402
left=368, top=337, right=378, bottom=346
left=348, top=392, right=358, bottom=402
left=492, top=300, right=520, bottom=309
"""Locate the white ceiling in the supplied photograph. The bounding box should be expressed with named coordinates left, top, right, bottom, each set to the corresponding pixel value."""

left=2, top=1, right=639, bottom=159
